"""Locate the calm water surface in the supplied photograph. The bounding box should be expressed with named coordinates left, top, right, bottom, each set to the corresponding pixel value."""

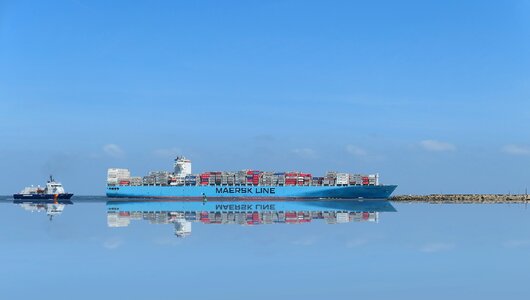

left=0, top=196, right=529, bottom=299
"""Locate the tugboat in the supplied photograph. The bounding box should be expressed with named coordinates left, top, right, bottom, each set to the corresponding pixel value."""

left=13, top=175, right=74, bottom=200
left=18, top=202, right=70, bottom=221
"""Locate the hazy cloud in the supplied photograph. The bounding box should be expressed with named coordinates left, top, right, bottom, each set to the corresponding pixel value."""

left=153, top=237, right=183, bottom=246
left=419, top=242, right=455, bottom=253
left=420, top=140, right=456, bottom=152
left=253, top=134, right=276, bottom=142
left=153, top=147, right=182, bottom=158
left=346, top=145, right=367, bottom=156
left=292, top=148, right=317, bottom=159
left=346, top=238, right=368, bottom=248
left=502, top=144, right=530, bottom=156
left=502, top=239, right=530, bottom=248
left=103, top=237, right=123, bottom=250
left=291, top=236, right=318, bottom=246
left=103, top=144, right=124, bottom=158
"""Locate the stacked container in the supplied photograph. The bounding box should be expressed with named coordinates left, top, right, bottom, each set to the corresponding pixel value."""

left=226, top=173, right=235, bottom=185
left=299, top=212, right=311, bottom=223
left=285, top=212, right=298, bottom=223
left=273, top=173, right=286, bottom=186
left=336, top=173, right=349, bottom=186
left=312, top=177, right=324, bottom=186
left=199, top=173, right=210, bottom=185
left=260, top=172, right=274, bottom=185
left=325, top=212, right=337, bottom=224
left=116, top=210, right=381, bottom=227
left=211, top=172, right=222, bottom=185
left=208, top=173, right=215, bottom=185
left=246, top=170, right=260, bottom=185
left=336, top=212, right=349, bottom=223
left=235, top=171, right=247, bottom=185
left=184, top=175, right=197, bottom=186
left=129, top=177, right=143, bottom=186
left=285, top=172, right=298, bottom=186
left=107, top=168, right=131, bottom=186
left=220, top=173, right=228, bottom=185
left=368, top=174, right=377, bottom=186
left=108, top=162, right=383, bottom=187
left=142, top=175, right=155, bottom=185
left=262, top=212, right=273, bottom=224
left=323, top=171, right=337, bottom=186
left=349, top=174, right=362, bottom=185
left=150, top=171, right=170, bottom=186
left=299, top=173, right=312, bottom=186
left=362, top=176, right=369, bottom=185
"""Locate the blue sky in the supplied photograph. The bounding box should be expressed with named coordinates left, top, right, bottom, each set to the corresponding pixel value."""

left=1, top=0, right=530, bottom=194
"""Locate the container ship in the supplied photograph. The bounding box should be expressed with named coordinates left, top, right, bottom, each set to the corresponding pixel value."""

left=107, top=200, right=397, bottom=237
left=106, top=157, right=397, bottom=200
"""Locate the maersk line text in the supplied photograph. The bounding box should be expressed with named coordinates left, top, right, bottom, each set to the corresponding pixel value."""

left=215, top=187, right=276, bottom=194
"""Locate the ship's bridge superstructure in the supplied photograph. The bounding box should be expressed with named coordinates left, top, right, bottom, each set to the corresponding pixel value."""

left=46, top=176, right=65, bottom=194
left=174, top=156, right=192, bottom=177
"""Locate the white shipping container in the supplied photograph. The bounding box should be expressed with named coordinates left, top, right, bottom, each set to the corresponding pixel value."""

left=107, top=178, right=118, bottom=185
left=336, top=173, right=349, bottom=185
left=336, top=178, right=349, bottom=185
left=107, top=213, right=131, bottom=227
left=336, top=212, right=349, bottom=223
left=368, top=212, right=378, bottom=222
left=129, top=176, right=142, bottom=184
left=107, top=168, right=131, bottom=181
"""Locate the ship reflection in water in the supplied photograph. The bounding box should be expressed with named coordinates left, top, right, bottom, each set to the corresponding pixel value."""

left=106, top=199, right=397, bottom=237
left=14, top=199, right=73, bottom=221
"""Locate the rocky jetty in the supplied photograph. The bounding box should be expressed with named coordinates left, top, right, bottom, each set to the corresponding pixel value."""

left=390, top=194, right=530, bottom=204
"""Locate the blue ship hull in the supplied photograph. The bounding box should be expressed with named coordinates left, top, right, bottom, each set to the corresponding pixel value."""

left=106, top=185, right=397, bottom=200
left=13, top=193, right=74, bottom=200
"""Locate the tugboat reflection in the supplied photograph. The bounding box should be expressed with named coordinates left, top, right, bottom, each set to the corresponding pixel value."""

left=14, top=200, right=73, bottom=221
left=106, top=200, right=396, bottom=238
